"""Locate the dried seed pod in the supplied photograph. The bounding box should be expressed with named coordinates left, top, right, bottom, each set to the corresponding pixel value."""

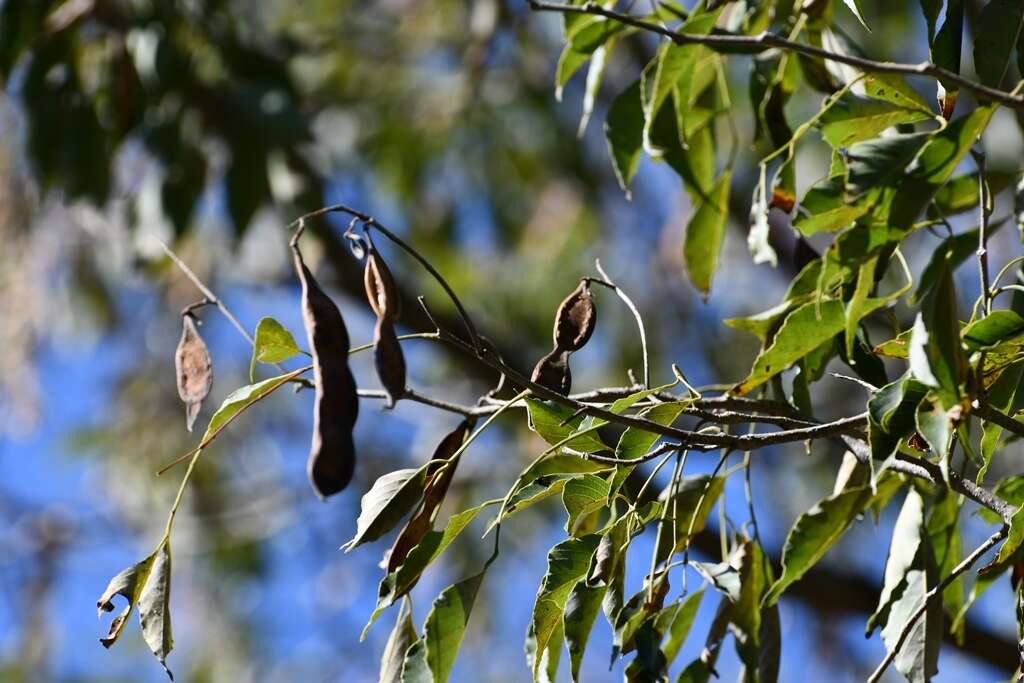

left=553, top=280, right=597, bottom=352
left=531, top=347, right=572, bottom=396
left=364, top=247, right=401, bottom=323
left=385, top=419, right=472, bottom=573
left=294, top=246, right=359, bottom=498
left=373, top=317, right=406, bottom=408
left=174, top=314, right=213, bottom=432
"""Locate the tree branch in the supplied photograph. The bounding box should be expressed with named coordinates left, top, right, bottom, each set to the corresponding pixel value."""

left=866, top=526, right=1009, bottom=683
left=527, top=1, right=1024, bottom=112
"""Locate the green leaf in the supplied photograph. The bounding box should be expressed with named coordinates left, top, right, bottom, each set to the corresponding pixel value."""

left=344, top=467, right=428, bottom=552
left=660, top=590, right=704, bottom=667
left=380, top=599, right=418, bottom=683
left=974, top=0, right=1024, bottom=88
left=929, top=174, right=1012, bottom=218
left=818, top=95, right=929, bottom=148
left=402, top=571, right=485, bottom=683
left=615, top=401, right=692, bottom=459
left=880, top=526, right=941, bottom=683
left=555, top=43, right=591, bottom=101
left=578, top=41, right=613, bottom=137
left=684, top=169, right=732, bottom=296
left=845, top=132, right=930, bottom=201
left=994, top=505, right=1024, bottom=565
left=96, top=540, right=175, bottom=679
left=840, top=0, right=871, bottom=30
left=605, top=80, right=644, bottom=196
left=980, top=365, right=1024, bottom=480
left=868, top=489, right=925, bottom=634
left=910, top=259, right=966, bottom=409
left=249, top=317, right=301, bottom=380
left=868, top=375, right=929, bottom=460
left=734, top=297, right=892, bottom=395
left=563, top=582, right=605, bottom=682
left=525, top=399, right=608, bottom=453
left=764, top=486, right=871, bottom=605
left=863, top=73, right=932, bottom=113
left=793, top=175, right=869, bottom=235
left=926, top=488, right=965, bottom=643
left=963, top=310, right=1024, bottom=351
left=845, top=253, right=877, bottom=358
left=527, top=536, right=601, bottom=680
left=368, top=504, right=493, bottom=637
left=916, top=397, right=953, bottom=460
left=562, top=474, right=611, bottom=535
left=655, top=475, right=725, bottom=562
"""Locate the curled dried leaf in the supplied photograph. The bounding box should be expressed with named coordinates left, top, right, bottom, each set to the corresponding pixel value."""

left=385, top=419, right=473, bottom=572
left=553, top=280, right=597, bottom=352
left=174, top=314, right=212, bottom=432
left=373, top=318, right=406, bottom=409
left=294, top=245, right=359, bottom=498
left=364, top=248, right=401, bottom=322
left=531, top=348, right=572, bottom=396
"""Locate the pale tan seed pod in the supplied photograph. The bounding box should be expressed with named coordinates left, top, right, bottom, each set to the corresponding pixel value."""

left=530, top=347, right=572, bottom=396
left=364, top=248, right=401, bottom=323
left=294, top=245, right=359, bottom=499
left=175, top=314, right=213, bottom=432
left=553, top=280, right=597, bottom=352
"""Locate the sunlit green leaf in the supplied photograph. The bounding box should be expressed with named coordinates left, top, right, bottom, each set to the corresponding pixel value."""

left=344, top=467, right=427, bottom=552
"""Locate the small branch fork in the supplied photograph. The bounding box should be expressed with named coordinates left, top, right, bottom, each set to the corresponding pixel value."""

left=525, top=1, right=1024, bottom=112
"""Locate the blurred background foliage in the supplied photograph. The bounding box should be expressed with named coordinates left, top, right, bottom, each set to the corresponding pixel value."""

left=1, top=0, right=1023, bottom=681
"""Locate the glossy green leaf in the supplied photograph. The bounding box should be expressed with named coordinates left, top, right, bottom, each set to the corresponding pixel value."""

left=562, top=474, right=610, bottom=534
left=764, top=486, right=871, bottom=605
left=527, top=535, right=601, bottom=680
left=684, top=169, right=732, bottom=296
left=604, top=80, right=644, bottom=196
left=402, top=571, right=485, bottom=683
left=963, top=311, right=1024, bottom=351
left=868, top=375, right=928, bottom=460
left=344, top=467, right=427, bottom=552
left=974, top=0, right=1024, bottom=88
left=863, top=73, right=932, bottom=113
left=994, top=505, right=1024, bottom=565
left=525, top=399, right=607, bottom=453
left=819, top=95, right=929, bottom=148
left=250, top=316, right=301, bottom=380
left=200, top=368, right=306, bottom=442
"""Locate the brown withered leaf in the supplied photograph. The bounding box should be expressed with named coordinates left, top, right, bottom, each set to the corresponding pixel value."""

left=174, top=314, right=212, bottom=432
left=553, top=280, right=597, bottom=352
left=293, top=244, right=359, bottom=498
left=385, top=419, right=473, bottom=572
left=531, top=347, right=572, bottom=395
left=373, top=318, right=406, bottom=409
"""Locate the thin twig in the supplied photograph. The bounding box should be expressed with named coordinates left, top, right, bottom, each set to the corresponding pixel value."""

left=866, top=526, right=1009, bottom=683
left=973, top=400, right=1024, bottom=440
left=972, top=149, right=993, bottom=316
left=526, top=1, right=1024, bottom=112
left=594, top=259, right=650, bottom=388
left=287, top=204, right=482, bottom=352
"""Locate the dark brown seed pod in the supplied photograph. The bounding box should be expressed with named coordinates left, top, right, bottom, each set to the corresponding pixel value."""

left=373, top=317, right=406, bottom=408
left=293, top=245, right=359, bottom=498
left=385, top=418, right=473, bottom=573
left=531, top=347, right=572, bottom=395
left=364, top=247, right=401, bottom=323
left=174, top=314, right=212, bottom=432
left=553, top=280, right=596, bottom=352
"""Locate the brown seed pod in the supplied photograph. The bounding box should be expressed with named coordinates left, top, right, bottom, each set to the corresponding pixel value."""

left=294, top=245, right=359, bottom=498
left=553, top=280, right=597, bottom=352
left=385, top=418, right=473, bottom=573
left=531, top=347, right=572, bottom=396
left=174, top=314, right=213, bottom=432
left=364, top=247, right=401, bottom=323
left=373, top=317, right=406, bottom=409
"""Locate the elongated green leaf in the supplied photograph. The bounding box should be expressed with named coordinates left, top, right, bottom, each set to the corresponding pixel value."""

left=793, top=176, right=869, bottom=235
left=840, top=0, right=870, bottom=29
left=684, top=169, right=732, bottom=296
left=764, top=486, right=871, bottom=605
left=380, top=599, right=418, bottom=683
left=819, top=95, right=929, bottom=148
left=974, top=0, right=1024, bottom=88
left=963, top=311, right=1024, bottom=351
left=615, top=401, right=691, bottom=459
left=880, top=530, right=941, bottom=683
left=863, top=73, right=932, bottom=113
left=655, top=475, right=725, bottom=562
left=527, top=536, right=601, bottom=680
left=249, top=316, right=301, bottom=380
left=577, top=41, right=612, bottom=137
left=661, top=590, right=704, bottom=666
left=980, top=365, right=1024, bottom=480
left=563, top=582, right=605, bottom=682
left=868, top=375, right=929, bottom=460
left=345, top=467, right=428, bottom=552
left=526, top=399, right=607, bottom=453
left=868, top=489, right=925, bottom=634
left=995, top=505, right=1024, bottom=565
left=605, top=80, right=644, bottom=196
left=926, top=488, right=964, bottom=643
left=402, top=571, right=485, bottom=683
left=562, top=474, right=610, bottom=534
left=201, top=368, right=306, bottom=441
left=911, top=259, right=966, bottom=409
